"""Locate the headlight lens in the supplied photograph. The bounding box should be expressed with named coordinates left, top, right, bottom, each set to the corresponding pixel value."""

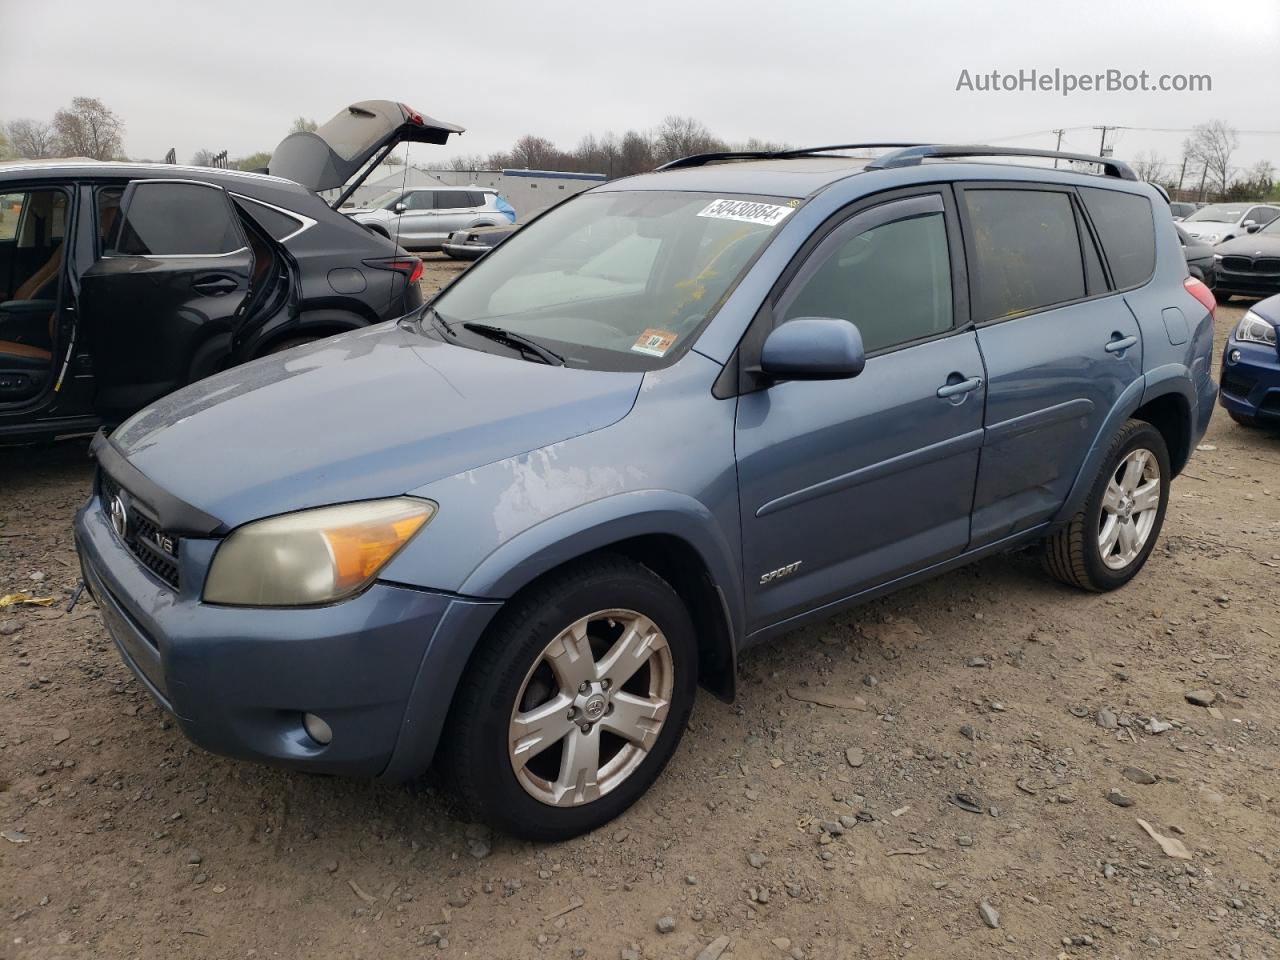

left=1235, top=311, right=1278, bottom=347
left=204, top=497, right=435, bottom=606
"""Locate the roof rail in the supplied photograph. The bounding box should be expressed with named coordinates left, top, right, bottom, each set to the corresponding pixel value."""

left=865, top=144, right=1138, bottom=180
left=656, top=143, right=923, bottom=171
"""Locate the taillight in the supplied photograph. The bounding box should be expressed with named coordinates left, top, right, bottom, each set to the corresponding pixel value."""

left=1184, top=275, right=1215, bottom=320
left=364, top=257, right=424, bottom=285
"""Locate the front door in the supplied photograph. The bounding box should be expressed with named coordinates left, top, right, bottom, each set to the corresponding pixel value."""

left=958, top=184, right=1145, bottom=546
left=736, top=191, right=986, bottom=633
left=79, top=179, right=254, bottom=418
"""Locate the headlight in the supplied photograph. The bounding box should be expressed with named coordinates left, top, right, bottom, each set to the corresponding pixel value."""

left=1213, top=254, right=1223, bottom=261
left=204, top=497, right=435, bottom=606
left=1235, top=311, right=1278, bottom=347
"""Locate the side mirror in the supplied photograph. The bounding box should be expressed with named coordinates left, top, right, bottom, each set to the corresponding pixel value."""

left=394, top=202, right=408, bottom=213
left=1246, top=222, right=1261, bottom=234
left=759, top=317, right=866, bottom=381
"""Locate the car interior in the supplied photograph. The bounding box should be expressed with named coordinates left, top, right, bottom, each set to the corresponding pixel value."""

left=0, top=188, right=72, bottom=402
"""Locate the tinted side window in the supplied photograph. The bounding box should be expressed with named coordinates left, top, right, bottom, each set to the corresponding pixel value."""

left=780, top=212, right=953, bottom=353
left=114, top=182, right=241, bottom=256
left=468, top=191, right=488, bottom=207
left=965, top=189, right=1084, bottom=321
left=1079, top=187, right=1156, bottom=289
left=238, top=198, right=304, bottom=240
left=436, top=190, right=474, bottom=210
left=405, top=191, right=435, bottom=210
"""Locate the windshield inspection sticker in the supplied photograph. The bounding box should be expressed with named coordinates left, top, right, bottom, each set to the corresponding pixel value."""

left=697, top=198, right=795, bottom=227
left=632, top=328, right=678, bottom=357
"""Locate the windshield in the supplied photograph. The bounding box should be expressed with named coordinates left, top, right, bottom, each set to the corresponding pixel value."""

left=430, top=190, right=796, bottom=369
left=1186, top=204, right=1247, bottom=223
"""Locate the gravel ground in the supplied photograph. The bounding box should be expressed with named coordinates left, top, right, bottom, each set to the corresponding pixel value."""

left=2, top=293, right=1278, bottom=960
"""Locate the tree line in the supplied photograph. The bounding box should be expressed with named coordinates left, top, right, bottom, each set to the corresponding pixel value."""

left=2, top=102, right=1275, bottom=201
left=445, top=115, right=790, bottom=179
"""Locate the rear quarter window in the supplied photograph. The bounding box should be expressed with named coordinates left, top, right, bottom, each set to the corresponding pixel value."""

left=1079, top=187, right=1156, bottom=289
left=236, top=197, right=305, bottom=241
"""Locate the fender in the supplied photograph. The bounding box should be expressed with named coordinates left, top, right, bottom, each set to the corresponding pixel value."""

left=378, top=491, right=744, bottom=781
left=1052, top=367, right=1195, bottom=526
left=243, top=307, right=370, bottom=358
left=459, top=488, right=746, bottom=645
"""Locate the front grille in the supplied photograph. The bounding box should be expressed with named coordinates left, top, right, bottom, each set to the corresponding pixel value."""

left=1220, top=255, right=1280, bottom=276
left=99, top=472, right=181, bottom=591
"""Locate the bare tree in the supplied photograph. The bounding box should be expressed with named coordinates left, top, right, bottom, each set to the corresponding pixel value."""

left=7, top=118, right=57, bottom=159
left=509, top=135, right=559, bottom=170
left=736, top=137, right=792, bottom=153
left=1132, top=150, right=1165, bottom=183
left=652, top=115, right=725, bottom=164
left=52, top=97, right=125, bottom=160
left=617, top=130, right=656, bottom=176
left=1187, top=121, right=1239, bottom=198
left=190, top=148, right=218, bottom=167
left=290, top=116, right=318, bottom=134
left=449, top=153, right=486, bottom=172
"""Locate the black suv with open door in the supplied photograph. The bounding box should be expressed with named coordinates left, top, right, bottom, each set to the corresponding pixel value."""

left=0, top=101, right=464, bottom=443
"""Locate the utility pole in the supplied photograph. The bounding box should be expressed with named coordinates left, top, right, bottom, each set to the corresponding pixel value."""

left=1052, top=129, right=1065, bottom=168
left=1093, top=125, right=1117, bottom=158
left=1177, top=155, right=1188, bottom=196
left=1197, top=164, right=1209, bottom=203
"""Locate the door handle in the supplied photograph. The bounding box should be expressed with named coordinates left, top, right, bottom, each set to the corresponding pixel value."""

left=1104, top=335, right=1138, bottom=354
left=192, top=276, right=238, bottom=296
left=936, top=375, right=983, bottom=399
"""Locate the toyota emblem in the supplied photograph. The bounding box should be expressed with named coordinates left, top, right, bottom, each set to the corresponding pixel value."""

left=109, top=494, right=128, bottom=540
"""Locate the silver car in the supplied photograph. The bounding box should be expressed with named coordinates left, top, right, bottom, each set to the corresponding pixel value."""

left=344, top=187, right=517, bottom=250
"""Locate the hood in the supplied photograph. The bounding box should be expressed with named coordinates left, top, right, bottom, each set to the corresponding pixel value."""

left=1180, top=219, right=1233, bottom=238
left=111, top=324, right=642, bottom=530
left=269, top=100, right=463, bottom=196
left=1214, top=232, right=1280, bottom=257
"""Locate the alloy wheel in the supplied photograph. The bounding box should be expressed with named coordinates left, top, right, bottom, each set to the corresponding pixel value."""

left=1098, top=447, right=1161, bottom=570
left=508, top=609, right=674, bottom=807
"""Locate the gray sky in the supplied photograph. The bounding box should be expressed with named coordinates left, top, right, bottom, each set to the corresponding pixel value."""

left=2, top=0, right=1278, bottom=178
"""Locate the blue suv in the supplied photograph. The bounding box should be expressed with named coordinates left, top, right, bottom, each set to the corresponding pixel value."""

left=73, top=144, right=1217, bottom=840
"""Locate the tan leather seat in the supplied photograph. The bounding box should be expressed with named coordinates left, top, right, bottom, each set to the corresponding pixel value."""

left=0, top=339, right=51, bottom=368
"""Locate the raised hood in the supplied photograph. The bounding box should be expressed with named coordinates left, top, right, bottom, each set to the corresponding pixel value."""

left=269, top=100, right=464, bottom=199
left=107, top=324, right=641, bottom=531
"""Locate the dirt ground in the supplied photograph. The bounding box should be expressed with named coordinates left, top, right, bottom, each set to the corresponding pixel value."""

left=2, top=285, right=1278, bottom=960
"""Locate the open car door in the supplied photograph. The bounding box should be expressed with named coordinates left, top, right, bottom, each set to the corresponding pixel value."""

left=80, top=179, right=254, bottom=418
left=269, top=100, right=465, bottom=208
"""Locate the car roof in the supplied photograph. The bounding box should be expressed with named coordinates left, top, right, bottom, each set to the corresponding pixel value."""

left=602, top=154, right=1157, bottom=201
left=0, top=159, right=311, bottom=195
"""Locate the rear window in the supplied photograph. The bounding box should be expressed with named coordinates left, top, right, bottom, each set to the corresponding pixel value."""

left=237, top=197, right=305, bottom=241
left=113, top=182, right=241, bottom=256
left=964, top=189, right=1085, bottom=321
left=1079, top=188, right=1156, bottom=289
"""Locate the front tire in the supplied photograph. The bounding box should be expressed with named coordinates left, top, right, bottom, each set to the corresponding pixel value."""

left=439, top=556, right=698, bottom=841
left=1043, top=419, right=1170, bottom=591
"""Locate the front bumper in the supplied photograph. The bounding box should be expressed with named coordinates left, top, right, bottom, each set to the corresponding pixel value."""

left=74, top=491, right=500, bottom=779
left=1219, top=338, right=1280, bottom=421
left=1215, top=265, right=1280, bottom=299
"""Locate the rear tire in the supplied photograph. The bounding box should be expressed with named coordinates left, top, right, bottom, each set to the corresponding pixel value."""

left=263, top=335, right=323, bottom=355
left=1043, top=419, right=1170, bottom=592
left=438, top=556, right=697, bottom=841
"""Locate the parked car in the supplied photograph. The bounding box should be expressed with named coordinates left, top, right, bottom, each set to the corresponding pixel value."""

left=1180, top=202, right=1280, bottom=245
left=0, top=100, right=463, bottom=443
left=1168, top=201, right=1196, bottom=221
left=344, top=187, right=516, bottom=250
left=1219, top=292, right=1280, bottom=427
left=1177, top=224, right=1216, bottom=289
left=442, top=223, right=518, bottom=260
left=1211, top=216, right=1280, bottom=302
left=75, top=143, right=1215, bottom=841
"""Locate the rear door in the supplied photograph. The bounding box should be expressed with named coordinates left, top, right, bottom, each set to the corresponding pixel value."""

left=394, top=189, right=437, bottom=245
left=961, top=183, right=1144, bottom=547
left=432, top=189, right=480, bottom=236
left=79, top=179, right=253, bottom=417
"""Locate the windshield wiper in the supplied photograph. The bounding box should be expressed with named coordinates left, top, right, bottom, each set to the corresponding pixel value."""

left=460, top=322, right=565, bottom=366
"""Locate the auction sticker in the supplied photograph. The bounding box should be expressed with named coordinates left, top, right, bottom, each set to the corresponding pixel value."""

left=632, top=328, right=678, bottom=357
left=697, top=198, right=795, bottom=227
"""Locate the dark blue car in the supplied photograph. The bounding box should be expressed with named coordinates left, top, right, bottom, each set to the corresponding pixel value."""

left=1219, top=293, right=1280, bottom=427
left=74, top=143, right=1217, bottom=840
